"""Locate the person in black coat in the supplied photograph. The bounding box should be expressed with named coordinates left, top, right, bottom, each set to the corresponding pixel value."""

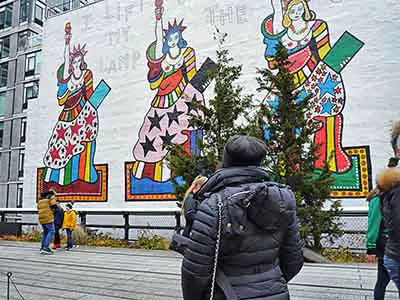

left=52, top=200, right=64, bottom=250
left=379, top=167, right=400, bottom=295
left=181, top=135, right=304, bottom=300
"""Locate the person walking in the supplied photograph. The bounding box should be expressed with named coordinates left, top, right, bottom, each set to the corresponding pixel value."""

left=37, top=190, right=57, bottom=255
left=181, top=135, right=304, bottom=300
left=181, top=176, right=208, bottom=237
left=52, top=200, right=64, bottom=250
left=62, top=203, right=77, bottom=251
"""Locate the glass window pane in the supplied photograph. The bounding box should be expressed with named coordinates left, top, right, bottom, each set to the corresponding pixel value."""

left=0, top=92, right=5, bottom=117
left=0, top=121, right=4, bottom=147
left=20, top=0, right=28, bottom=23
left=35, top=5, right=43, bottom=25
left=5, top=5, right=12, bottom=28
left=0, top=62, right=8, bottom=87
left=35, top=52, right=41, bottom=74
left=0, top=36, right=10, bottom=58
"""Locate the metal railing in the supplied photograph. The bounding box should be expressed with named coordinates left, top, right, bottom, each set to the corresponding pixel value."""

left=46, top=0, right=101, bottom=18
left=0, top=208, right=182, bottom=241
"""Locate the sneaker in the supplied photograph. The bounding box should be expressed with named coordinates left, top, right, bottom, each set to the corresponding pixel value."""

left=52, top=243, right=61, bottom=250
left=40, top=248, right=54, bottom=255
left=65, top=247, right=72, bottom=251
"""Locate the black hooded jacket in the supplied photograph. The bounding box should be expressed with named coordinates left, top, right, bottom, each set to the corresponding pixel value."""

left=181, top=167, right=304, bottom=300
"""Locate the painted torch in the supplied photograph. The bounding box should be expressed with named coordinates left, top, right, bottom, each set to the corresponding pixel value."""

left=65, top=22, right=72, bottom=45
left=155, top=0, right=163, bottom=21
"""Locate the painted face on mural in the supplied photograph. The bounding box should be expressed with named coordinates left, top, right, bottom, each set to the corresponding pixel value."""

left=72, top=55, right=83, bottom=75
left=288, top=2, right=305, bottom=21
left=167, top=32, right=180, bottom=49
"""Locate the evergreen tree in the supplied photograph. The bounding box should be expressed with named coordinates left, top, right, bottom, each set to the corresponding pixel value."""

left=256, top=43, right=342, bottom=250
left=167, top=29, right=255, bottom=202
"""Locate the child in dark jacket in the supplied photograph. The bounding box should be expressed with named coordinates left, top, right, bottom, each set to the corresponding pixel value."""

left=52, top=201, right=64, bottom=250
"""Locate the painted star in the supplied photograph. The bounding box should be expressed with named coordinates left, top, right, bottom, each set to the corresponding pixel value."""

left=141, top=136, right=157, bottom=157
left=50, top=147, right=60, bottom=161
left=334, top=86, right=342, bottom=95
left=317, top=74, right=340, bottom=98
left=167, top=107, right=184, bottom=126
left=85, top=113, right=96, bottom=126
left=65, top=142, right=75, bottom=157
left=185, top=95, right=200, bottom=115
left=148, top=111, right=164, bottom=132
left=160, top=130, right=177, bottom=150
left=70, top=123, right=82, bottom=136
left=85, top=130, right=92, bottom=140
left=321, top=100, right=336, bottom=114
left=56, top=126, right=67, bottom=140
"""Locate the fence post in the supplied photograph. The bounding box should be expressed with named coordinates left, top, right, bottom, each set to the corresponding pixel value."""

left=7, top=272, right=12, bottom=300
left=123, top=213, right=129, bottom=242
left=174, top=211, right=181, bottom=233
left=79, top=212, right=87, bottom=230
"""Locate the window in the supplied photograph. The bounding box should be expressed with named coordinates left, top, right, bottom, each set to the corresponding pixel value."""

left=0, top=121, right=3, bottom=147
left=18, top=150, right=25, bottom=178
left=0, top=36, right=10, bottom=59
left=0, top=91, right=4, bottom=117
left=34, top=3, right=44, bottom=26
left=0, top=62, right=8, bottom=87
left=17, top=184, right=23, bottom=208
left=20, top=0, right=28, bottom=23
left=0, top=4, right=12, bottom=30
left=23, top=81, right=39, bottom=109
left=25, top=52, right=41, bottom=77
left=20, top=118, right=27, bottom=144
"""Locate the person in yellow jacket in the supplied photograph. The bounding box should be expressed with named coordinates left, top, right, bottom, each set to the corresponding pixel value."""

left=62, top=202, right=77, bottom=250
left=37, top=190, right=57, bottom=255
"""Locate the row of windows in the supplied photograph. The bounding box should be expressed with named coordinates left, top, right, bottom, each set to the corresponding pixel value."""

left=0, top=80, right=39, bottom=117
left=0, top=1, right=46, bottom=29
left=0, top=118, right=27, bottom=148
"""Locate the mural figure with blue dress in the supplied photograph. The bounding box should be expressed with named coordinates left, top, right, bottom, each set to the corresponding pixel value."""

left=262, top=0, right=372, bottom=198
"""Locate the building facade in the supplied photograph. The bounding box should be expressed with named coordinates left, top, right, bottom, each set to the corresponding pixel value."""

left=20, top=0, right=400, bottom=212
left=0, top=0, right=89, bottom=209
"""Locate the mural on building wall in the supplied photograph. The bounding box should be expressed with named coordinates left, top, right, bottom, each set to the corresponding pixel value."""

left=262, top=0, right=372, bottom=198
left=37, top=22, right=111, bottom=202
left=125, top=0, right=216, bottom=201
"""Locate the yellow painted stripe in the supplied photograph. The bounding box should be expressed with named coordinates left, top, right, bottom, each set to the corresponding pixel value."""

left=85, top=142, right=92, bottom=181
left=132, top=161, right=139, bottom=176
left=154, top=96, right=161, bottom=107
left=313, top=22, right=327, bottom=37
left=85, top=78, right=93, bottom=87
left=186, top=56, right=196, bottom=67
left=187, top=68, right=197, bottom=81
left=327, top=117, right=337, bottom=171
left=183, top=48, right=192, bottom=57
left=318, top=44, right=331, bottom=60
left=154, top=161, right=162, bottom=182
left=297, top=70, right=306, bottom=85
left=293, top=73, right=300, bottom=88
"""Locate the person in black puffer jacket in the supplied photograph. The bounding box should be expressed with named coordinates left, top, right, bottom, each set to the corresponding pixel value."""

left=379, top=167, right=400, bottom=295
left=181, top=135, right=304, bottom=300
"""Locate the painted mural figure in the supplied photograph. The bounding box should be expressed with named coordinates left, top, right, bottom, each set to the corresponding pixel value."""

left=262, top=0, right=363, bottom=173
left=43, top=23, right=100, bottom=185
left=131, top=0, right=204, bottom=182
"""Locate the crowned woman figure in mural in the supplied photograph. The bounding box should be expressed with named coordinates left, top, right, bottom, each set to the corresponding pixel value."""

left=262, top=0, right=354, bottom=173
left=131, top=0, right=204, bottom=183
left=43, top=23, right=99, bottom=186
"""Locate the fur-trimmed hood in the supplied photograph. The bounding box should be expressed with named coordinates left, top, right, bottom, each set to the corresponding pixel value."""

left=377, top=168, right=400, bottom=192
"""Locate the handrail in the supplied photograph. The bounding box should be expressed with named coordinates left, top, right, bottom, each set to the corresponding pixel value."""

left=0, top=208, right=182, bottom=241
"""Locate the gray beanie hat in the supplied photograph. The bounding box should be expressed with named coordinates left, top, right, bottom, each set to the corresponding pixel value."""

left=222, top=135, right=267, bottom=168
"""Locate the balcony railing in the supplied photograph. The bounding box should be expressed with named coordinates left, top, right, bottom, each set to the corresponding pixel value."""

left=18, top=35, right=42, bottom=52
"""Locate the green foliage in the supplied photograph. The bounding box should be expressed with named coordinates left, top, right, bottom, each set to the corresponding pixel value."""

left=136, top=229, right=169, bottom=250
left=256, top=43, right=343, bottom=250
left=322, top=247, right=367, bottom=263
left=167, top=29, right=256, bottom=202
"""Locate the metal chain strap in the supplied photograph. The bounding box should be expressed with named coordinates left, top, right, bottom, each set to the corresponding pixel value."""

left=209, top=195, right=223, bottom=300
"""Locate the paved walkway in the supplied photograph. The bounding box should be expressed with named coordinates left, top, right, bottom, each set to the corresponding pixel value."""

left=0, top=241, right=397, bottom=300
